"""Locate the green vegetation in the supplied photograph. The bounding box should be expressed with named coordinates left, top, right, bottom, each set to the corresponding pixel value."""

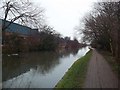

left=55, top=50, right=92, bottom=88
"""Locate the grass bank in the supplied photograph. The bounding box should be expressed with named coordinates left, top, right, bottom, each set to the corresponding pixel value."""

left=55, top=50, right=92, bottom=88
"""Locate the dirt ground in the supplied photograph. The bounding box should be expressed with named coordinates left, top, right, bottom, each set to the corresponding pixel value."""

left=83, top=49, right=119, bottom=88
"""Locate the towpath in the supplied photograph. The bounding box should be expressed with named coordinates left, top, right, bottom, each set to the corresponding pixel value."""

left=83, top=49, right=119, bottom=88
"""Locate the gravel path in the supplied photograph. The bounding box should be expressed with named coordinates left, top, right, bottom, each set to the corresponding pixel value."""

left=83, top=49, right=119, bottom=88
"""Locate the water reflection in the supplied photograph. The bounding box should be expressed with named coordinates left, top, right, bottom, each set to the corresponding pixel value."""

left=2, top=47, right=89, bottom=88
left=3, top=51, right=60, bottom=81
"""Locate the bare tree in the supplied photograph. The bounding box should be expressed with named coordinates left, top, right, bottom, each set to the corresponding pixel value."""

left=1, top=0, right=45, bottom=29
left=77, top=2, right=120, bottom=62
left=1, top=0, right=45, bottom=44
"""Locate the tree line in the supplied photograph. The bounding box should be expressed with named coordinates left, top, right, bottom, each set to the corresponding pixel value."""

left=1, top=0, right=84, bottom=54
left=3, top=25, right=81, bottom=53
left=77, top=2, right=120, bottom=62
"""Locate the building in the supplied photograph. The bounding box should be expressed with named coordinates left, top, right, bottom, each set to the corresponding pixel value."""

left=1, top=19, right=40, bottom=53
left=0, top=19, right=39, bottom=38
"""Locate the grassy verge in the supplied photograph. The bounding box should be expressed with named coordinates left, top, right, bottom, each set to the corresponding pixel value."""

left=54, top=50, right=92, bottom=88
left=99, top=51, right=120, bottom=76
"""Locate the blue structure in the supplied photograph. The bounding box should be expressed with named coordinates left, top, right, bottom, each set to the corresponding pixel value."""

left=0, top=19, right=39, bottom=37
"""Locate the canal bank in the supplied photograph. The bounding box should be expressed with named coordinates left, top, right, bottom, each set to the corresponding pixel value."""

left=55, top=50, right=92, bottom=88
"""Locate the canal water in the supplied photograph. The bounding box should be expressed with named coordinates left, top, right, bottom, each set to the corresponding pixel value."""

left=2, top=47, right=89, bottom=88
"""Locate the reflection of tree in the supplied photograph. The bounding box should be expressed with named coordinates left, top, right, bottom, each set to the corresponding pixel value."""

left=58, top=48, right=80, bottom=57
left=2, top=52, right=61, bottom=81
left=71, top=48, right=79, bottom=56
left=21, top=51, right=61, bottom=75
left=2, top=55, right=22, bottom=81
left=3, top=48, right=81, bottom=81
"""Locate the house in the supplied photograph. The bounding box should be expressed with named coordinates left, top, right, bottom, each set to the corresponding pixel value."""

left=1, top=19, right=40, bottom=52
left=0, top=19, right=39, bottom=38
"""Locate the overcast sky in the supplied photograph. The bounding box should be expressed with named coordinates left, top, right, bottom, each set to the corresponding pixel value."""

left=1, top=0, right=98, bottom=40
left=32, top=0, right=98, bottom=39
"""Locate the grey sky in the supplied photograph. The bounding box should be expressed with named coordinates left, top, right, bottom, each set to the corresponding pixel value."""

left=0, top=0, right=97, bottom=39
left=31, top=0, right=97, bottom=39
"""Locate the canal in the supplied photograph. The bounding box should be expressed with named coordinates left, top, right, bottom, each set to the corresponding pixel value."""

left=2, top=47, right=89, bottom=88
